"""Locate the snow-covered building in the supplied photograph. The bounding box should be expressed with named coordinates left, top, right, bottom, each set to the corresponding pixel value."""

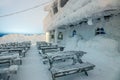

left=43, top=0, right=120, bottom=51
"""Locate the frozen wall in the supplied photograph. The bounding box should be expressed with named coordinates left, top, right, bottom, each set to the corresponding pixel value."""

left=43, top=0, right=120, bottom=31
left=64, top=14, right=120, bottom=52
left=44, top=0, right=120, bottom=52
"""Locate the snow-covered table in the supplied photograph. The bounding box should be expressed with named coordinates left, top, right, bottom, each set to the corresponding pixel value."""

left=0, top=48, right=24, bottom=57
left=0, top=53, right=22, bottom=65
left=42, top=51, right=84, bottom=64
left=0, top=49, right=8, bottom=54
left=37, top=42, right=49, bottom=50
left=40, top=46, right=59, bottom=54
left=8, top=48, right=26, bottom=57
left=47, top=51, right=95, bottom=80
left=0, top=52, right=20, bottom=80
left=39, top=46, right=65, bottom=64
left=0, top=63, right=18, bottom=80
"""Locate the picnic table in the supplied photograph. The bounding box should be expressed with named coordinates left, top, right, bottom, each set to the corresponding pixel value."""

left=47, top=51, right=95, bottom=80
left=0, top=61, right=18, bottom=80
left=42, top=51, right=84, bottom=64
left=39, top=46, right=65, bottom=64
left=0, top=52, right=19, bottom=80
left=40, top=46, right=59, bottom=54
left=0, top=53, right=22, bottom=65
left=8, top=48, right=25, bottom=57
left=0, top=48, right=24, bottom=57
left=0, top=49, right=8, bottom=54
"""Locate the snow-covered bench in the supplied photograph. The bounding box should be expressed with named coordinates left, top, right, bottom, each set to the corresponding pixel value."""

left=37, top=42, right=49, bottom=50
left=0, top=49, right=8, bottom=54
left=42, top=51, right=83, bottom=64
left=39, top=46, right=65, bottom=64
left=48, top=51, right=95, bottom=80
left=8, top=48, right=26, bottom=57
left=40, top=46, right=58, bottom=53
left=0, top=48, right=25, bottom=57
left=0, top=53, right=22, bottom=65
left=0, top=59, right=18, bottom=80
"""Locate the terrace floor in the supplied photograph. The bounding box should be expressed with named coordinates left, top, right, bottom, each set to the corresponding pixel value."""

left=10, top=43, right=120, bottom=80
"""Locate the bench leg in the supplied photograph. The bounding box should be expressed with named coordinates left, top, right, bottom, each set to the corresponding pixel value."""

left=84, top=71, right=88, bottom=76
left=52, top=74, right=55, bottom=80
left=7, top=75, right=10, bottom=80
left=20, top=60, right=22, bottom=65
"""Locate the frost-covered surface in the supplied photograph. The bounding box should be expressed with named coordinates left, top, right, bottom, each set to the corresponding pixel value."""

left=0, top=54, right=19, bottom=60
left=64, top=35, right=120, bottom=80
left=10, top=45, right=51, bottom=80
left=65, top=35, right=120, bottom=56
left=8, top=37, right=120, bottom=80
left=44, top=0, right=120, bottom=31
left=9, top=65, right=18, bottom=73
left=0, top=65, right=18, bottom=74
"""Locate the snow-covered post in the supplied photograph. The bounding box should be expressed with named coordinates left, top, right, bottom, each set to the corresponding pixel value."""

left=46, top=32, right=50, bottom=43
left=54, top=28, right=58, bottom=45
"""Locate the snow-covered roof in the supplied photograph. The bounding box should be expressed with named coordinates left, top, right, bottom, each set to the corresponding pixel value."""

left=43, top=0, right=120, bottom=31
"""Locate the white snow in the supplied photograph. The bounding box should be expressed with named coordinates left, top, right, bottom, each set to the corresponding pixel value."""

left=10, top=44, right=51, bottom=80
left=0, top=34, right=119, bottom=80
left=44, top=0, right=120, bottom=31
left=7, top=35, right=119, bottom=80
left=64, top=35, right=120, bottom=80
left=9, top=65, right=18, bottom=73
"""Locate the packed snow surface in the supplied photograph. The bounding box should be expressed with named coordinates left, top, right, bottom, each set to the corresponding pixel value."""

left=5, top=35, right=119, bottom=80
left=1, top=34, right=119, bottom=80
left=64, top=35, right=120, bottom=80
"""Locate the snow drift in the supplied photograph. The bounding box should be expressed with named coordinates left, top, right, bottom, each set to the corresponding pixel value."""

left=65, top=35, right=120, bottom=56
left=64, top=35, right=120, bottom=80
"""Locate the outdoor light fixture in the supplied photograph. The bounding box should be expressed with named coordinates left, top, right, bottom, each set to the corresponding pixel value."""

left=87, top=18, right=93, bottom=25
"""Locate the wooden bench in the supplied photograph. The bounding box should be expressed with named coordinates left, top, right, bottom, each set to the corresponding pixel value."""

left=39, top=46, right=65, bottom=64
left=0, top=58, right=18, bottom=80
left=8, top=48, right=25, bottom=57
left=0, top=53, right=22, bottom=65
left=48, top=51, right=95, bottom=80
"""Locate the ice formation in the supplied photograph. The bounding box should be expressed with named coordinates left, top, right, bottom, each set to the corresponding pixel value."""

left=44, top=0, right=120, bottom=31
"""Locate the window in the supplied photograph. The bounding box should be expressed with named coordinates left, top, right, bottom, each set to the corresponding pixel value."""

left=72, top=30, right=77, bottom=37
left=58, top=32, right=63, bottom=40
left=60, top=0, right=69, bottom=7
left=51, top=34, right=54, bottom=39
left=95, top=27, right=106, bottom=35
left=104, top=15, right=112, bottom=21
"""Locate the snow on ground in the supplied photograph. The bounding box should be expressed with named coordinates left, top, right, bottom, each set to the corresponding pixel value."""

left=10, top=44, right=51, bottom=80
left=1, top=34, right=120, bottom=80
left=64, top=35, right=120, bottom=80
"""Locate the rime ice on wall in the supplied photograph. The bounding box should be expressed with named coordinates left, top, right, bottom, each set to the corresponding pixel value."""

left=44, top=0, right=120, bottom=31
left=62, top=13, right=120, bottom=52
left=44, top=0, right=120, bottom=53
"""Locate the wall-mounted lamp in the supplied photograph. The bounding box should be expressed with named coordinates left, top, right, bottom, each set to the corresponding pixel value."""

left=87, top=18, right=93, bottom=25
